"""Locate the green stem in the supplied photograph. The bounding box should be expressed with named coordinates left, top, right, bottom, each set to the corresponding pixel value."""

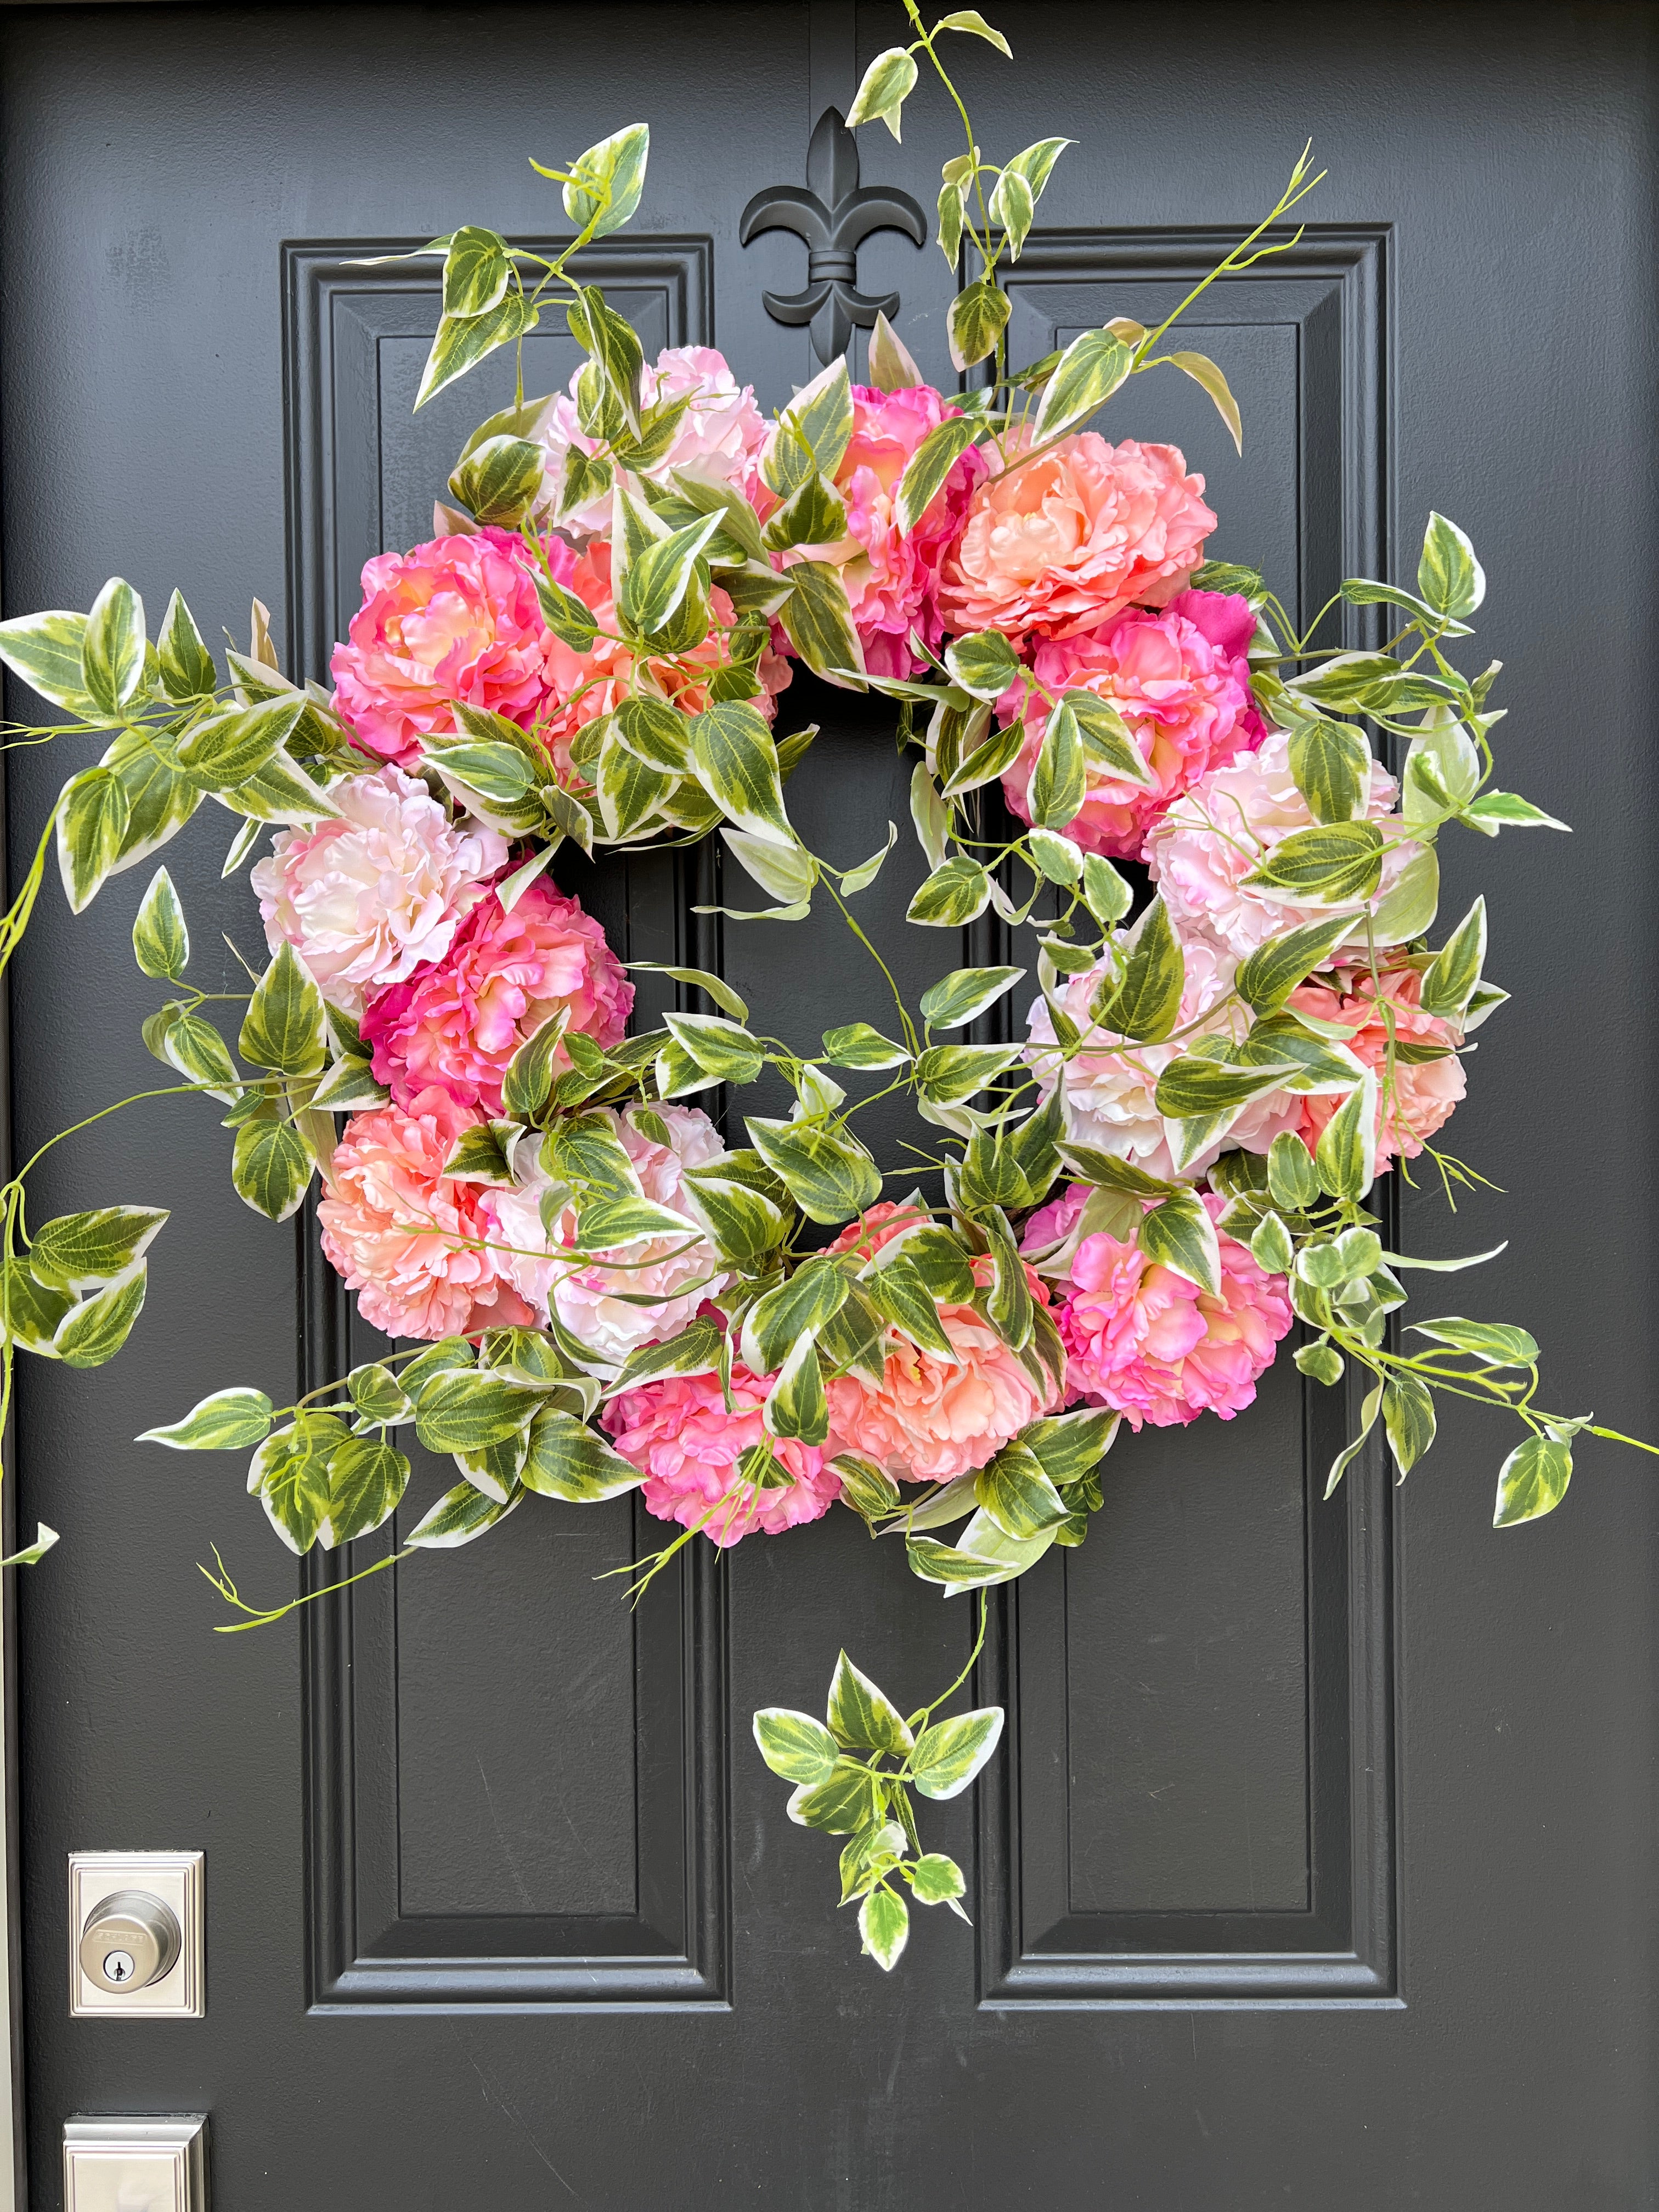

left=904, top=1586, right=988, bottom=1736
left=823, top=878, right=921, bottom=1057
left=201, top=1543, right=411, bottom=1633
left=1587, top=1425, right=1659, bottom=1458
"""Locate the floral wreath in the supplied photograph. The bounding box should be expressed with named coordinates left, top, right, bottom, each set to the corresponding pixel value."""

left=0, top=6, right=1646, bottom=1973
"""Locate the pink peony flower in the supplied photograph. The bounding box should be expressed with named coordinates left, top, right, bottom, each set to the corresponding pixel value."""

left=487, top=1104, right=731, bottom=1365
left=1032, top=1187, right=1293, bottom=1429
left=331, top=528, right=556, bottom=765
left=535, top=345, right=770, bottom=535
left=361, top=881, right=633, bottom=1116
left=1025, top=926, right=1301, bottom=1183
left=1144, top=729, right=1427, bottom=961
left=1286, top=966, right=1466, bottom=1167
left=939, top=436, right=1215, bottom=645
left=821, top=1203, right=1063, bottom=1482
left=1000, top=589, right=1265, bottom=860
left=771, top=383, right=989, bottom=679
left=318, top=1086, right=534, bottom=1341
left=602, top=1363, right=841, bottom=1545
left=250, top=766, right=507, bottom=1016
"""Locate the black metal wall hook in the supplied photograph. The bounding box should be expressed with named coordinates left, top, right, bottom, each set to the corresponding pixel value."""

left=740, top=106, right=926, bottom=364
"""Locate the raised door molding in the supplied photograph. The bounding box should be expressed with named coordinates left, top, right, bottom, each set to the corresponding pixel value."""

left=285, top=236, right=729, bottom=2011
left=975, top=224, right=1398, bottom=2008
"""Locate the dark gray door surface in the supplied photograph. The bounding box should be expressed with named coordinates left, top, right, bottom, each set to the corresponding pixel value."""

left=3, top=3, right=1656, bottom=2204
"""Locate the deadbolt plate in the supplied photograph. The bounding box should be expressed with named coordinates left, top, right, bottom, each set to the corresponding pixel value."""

left=69, top=1853, right=204, bottom=2018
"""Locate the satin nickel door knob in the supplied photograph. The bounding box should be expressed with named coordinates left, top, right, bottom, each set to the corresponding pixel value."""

left=78, top=1889, right=181, bottom=1994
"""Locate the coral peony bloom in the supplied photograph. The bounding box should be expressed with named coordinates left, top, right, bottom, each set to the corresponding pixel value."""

left=1035, top=1188, right=1293, bottom=1429
left=531, top=534, right=633, bottom=778
left=602, top=1364, right=840, bottom=1545
left=331, top=528, right=555, bottom=765
left=939, top=435, right=1215, bottom=644
left=1025, top=927, right=1301, bottom=1184
left=318, top=1087, right=534, bottom=1341
left=821, top=1203, right=1063, bottom=1482
left=772, top=383, right=989, bottom=679
left=1000, top=589, right=1264, bottom=859
left=1286, top=966, right=1467, bottom=1167
left=487, top=1105, right=731, bottom=1364
left=531, top=537, right=791, bottom=784
left=361, top=882, right=632, bottom=1116
left=1144, top=729, right=1426, bottom=961
left=535, top=345, right=771, bottom=535
left=250, top=766, right=507, bottom=1016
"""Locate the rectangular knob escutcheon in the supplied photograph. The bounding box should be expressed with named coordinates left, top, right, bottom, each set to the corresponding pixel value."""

left=63, top=2116, right=208, bottom=2211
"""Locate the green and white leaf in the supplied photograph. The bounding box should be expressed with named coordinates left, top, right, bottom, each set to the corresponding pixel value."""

left=1493, top=1434, right=1572, bottom=1527
left=132, top=866, right=189, bottom=980
left=847, top=45, right=918, bottom=137
left=239, top=942, right=328, bottom=1076
left=231, top=1117, right=316, bottom=1222
left=753, top=1707, right=840, bottom=1786
left=138, top=1387, right=272, bottom=1451
left=909, top=1707, right=1005, bottom=1800
left=81, top=577, right=146, bottom=718
left=827, top=1652, right=914, bottom=1754
left=406, top=1480, right=521, bottom=1549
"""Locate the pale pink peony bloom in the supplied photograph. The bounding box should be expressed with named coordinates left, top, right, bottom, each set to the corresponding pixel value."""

left=1144, top=729, right=1426, bottom=961
left=487, top=1104, right=731, bottom=1365
left=535, top=345, right=770, bottom=535
left=1286, top=966, right=1466, bottom=1167
left=771, top=383, right=989, bottom=679
left=250, top=766, right=507, bottom=1017
left=821, top=1203, right=1063, bottom=1482
left=1000, top=589, right=1264, bottom=860
left=1028, top=1187, right=1293, bottom=1429
left=1025, top=928, right=1301, bottom=1184
left=361, top=882, right=633, bottom=1116
left=602, top=1363, right=841, bottom=1545
left=939, top=435, right=1215, bottom=644
left=331, top=529, right=555, bottom=765
left=318, top=1086, right=534, bottom=1341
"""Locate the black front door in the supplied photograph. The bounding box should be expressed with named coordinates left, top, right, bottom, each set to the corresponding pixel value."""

left=4, top=3, right=1656, bottom=2204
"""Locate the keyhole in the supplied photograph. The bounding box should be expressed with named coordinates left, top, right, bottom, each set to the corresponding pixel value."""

left=103, top=1950, right=135, bottom=1985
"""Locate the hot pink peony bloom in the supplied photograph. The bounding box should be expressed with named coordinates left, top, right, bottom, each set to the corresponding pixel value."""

left=331, top=528, right=556, bottom=765
left=1030, top=1187, right=1293, bottom=1429
left=361, top=882, right=632, bottom=1116
left=1144, top=729, right=1426, bottom=961
left=1025, top=926, right=1301, bottom=1183
left=771, top=383, right=989, bottom=679
left=318, top=1086, right=534, bottom=1341
left=1000, top=589, right=1264, bottom=859
left=250, top=766, right=507, bottom=1016
left=939, top=436, right=1216, bottom=644
left=487, top=1104, right=730, bottom=1365
left=1286, top=966, right=1466, bottom=1167
left=535, top=345, right=770, bottom=535
left=821, top=1203, right=1063, bottom=1482
left=602, top=1363, right=841, bottom=1545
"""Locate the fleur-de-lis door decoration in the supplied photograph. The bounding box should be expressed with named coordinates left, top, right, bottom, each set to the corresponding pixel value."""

left=740, top=106, right=927, bottom=364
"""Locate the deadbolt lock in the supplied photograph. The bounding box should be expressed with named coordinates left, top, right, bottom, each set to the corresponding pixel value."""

left=69, top=1851, right=204, bottom=2017
left=78, top=1890, right=181, bottom=1994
